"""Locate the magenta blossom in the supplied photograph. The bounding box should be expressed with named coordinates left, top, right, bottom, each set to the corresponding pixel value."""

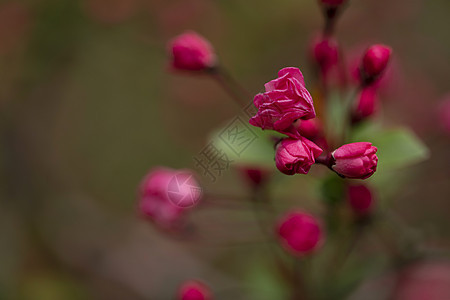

left=331, top=142, right=378, bottom=179
left=138, top=167, right=202, bottom=229
left=353, top=87, right=378, bottom=121
left=177, top=280, right=212, bottom=300
left=361, top=44, right=392, bottom=81
left=169, top=31, right=216, bottom=71
left=249, top=67, right=316, bottom=132
left=296, top=118, right=323, bottom=141
left=347, top=184, right=374, bottom=216
left=276, top=210, right=323, bottom=256
left=310, top=35, right=339, bottom=78
left=275, top=137, right=323, bottom=175
left=238, top=166, right=271, bottom=188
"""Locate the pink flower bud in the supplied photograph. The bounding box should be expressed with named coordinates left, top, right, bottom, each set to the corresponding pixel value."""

left=177, top=280, right=212, bottom=300
left=347, top=184, right=374, bottom=216
left=310, top=36, right=339, bottom=77
left=249, top=67, right=316, bottom=132
left=275, top=137, right=323, bottom=175
left=320, top=0, right=346, bottom=6
left=169, top=31, right=216, bottom=71
left=353, top=87, right=378, bottom=121
left=331, top=142, right=378, bottom=179
left=296, top=119, right=323, bottom=141
left=138, top=167, right=202, bottom=228
left=238, top=166, right=270, bottom=188
left=361, top=44, right=392, bottom=80
left=276, top=210, right=323, bottom=255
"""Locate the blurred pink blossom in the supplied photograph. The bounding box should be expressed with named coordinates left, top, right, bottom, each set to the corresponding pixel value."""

left=177, top=280, right=212, bottom=300
left=347, top=184, right=374, bottom=216
left=276, top=210, right=323, bottom=255
left=169, top=31, right=216, bottom=71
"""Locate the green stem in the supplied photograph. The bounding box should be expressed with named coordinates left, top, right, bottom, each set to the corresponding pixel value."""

left=342, top=87, right=360, bottom=143
left=250, top=187, right=304, bottom=298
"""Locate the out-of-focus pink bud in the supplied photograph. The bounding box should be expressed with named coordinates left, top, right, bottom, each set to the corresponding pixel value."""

left=361, top=44, right=392, bottom=82
left=249, top=67, right=316, bottom=132
left=276, top=210, right=323, bottom=255
left=169, top=31, right=216, bottom=71
left=438, top=96, right=450, bottom=136
left=319, top=0, right=346, bottom=6
left=238, top=166, right=270, bottom=188
left=310, top=36, right=339, bottom=77
left=138, top=167, right=202, bottom=229
left=331, top=142, right=378, bottom=179
left=177, top=280, right=212, bottom=300
left=275, top=137, right=323, bottom=175
left=353, top=87, right=378, bottom=122
left=296, top=119, right=323, bottom=141
left=347, top=44, right=400, bottom=94
left=347, top=184, right=374, bottom=216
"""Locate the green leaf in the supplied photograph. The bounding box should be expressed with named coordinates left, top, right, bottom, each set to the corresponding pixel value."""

left=319, top=175, right=345, bottom=206
left=209, top=117, right=278, bottom=168
left=244, top=254, right=290, bottom=300
left=325, top=91, right=347, bottom=143
left=350, top=125, right=429, bottom=172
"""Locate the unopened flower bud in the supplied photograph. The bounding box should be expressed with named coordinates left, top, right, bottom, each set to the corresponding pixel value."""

left=347, top=184, right=374, bottom=216
left=275, top=137, right=323, bottom=175
left=276, top=210, right=323, bottom=255
left=169, top=31, right=216, bottom=71
left=331, top=142, right=378, bottom=179
left=177, top=280, right=212, bottom=300
left=239, top=166, right=270, bottom=188
left=310, top=36, right=339, bottom=77
left=138, top=167, right=202, bottom=228
left=296, top=119, right=323, bottom=141
left=353, top=87, right=378, bottom=122
left=361, top=44, right=392, bottom=83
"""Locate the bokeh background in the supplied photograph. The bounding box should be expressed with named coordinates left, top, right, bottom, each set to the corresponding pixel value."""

left=0, top=0, right=449, bottom=299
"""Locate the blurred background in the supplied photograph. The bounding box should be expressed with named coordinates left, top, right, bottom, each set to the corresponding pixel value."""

left=0, top=0, right=449, bottom=299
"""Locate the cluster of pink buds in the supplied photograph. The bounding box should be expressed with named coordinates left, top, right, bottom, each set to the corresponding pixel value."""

left=249, top=67, right=379, bottom=180
left=352, top=45, right=392, bottom=123
left=144, top=0, right=400, bottom=296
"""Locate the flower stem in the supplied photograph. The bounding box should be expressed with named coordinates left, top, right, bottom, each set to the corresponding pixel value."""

left=250, top=186, right=300, bottom=297
left=209, top=66, right=252, bottom=108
